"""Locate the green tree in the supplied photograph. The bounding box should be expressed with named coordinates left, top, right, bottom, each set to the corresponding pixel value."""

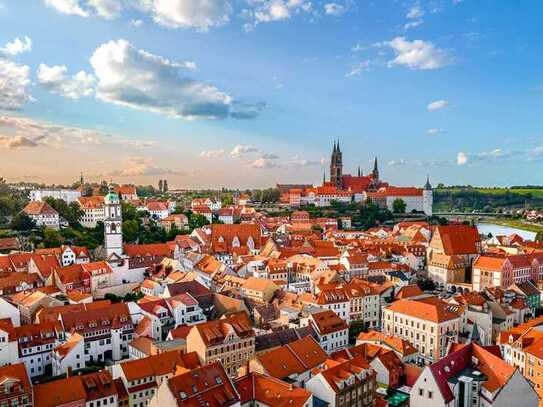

left=10, top=212, right=35, bottom=231
left=392, top=198, right=407, bottom=214
left=123, top=219, right=140, bottom=243
left=43, top=228, right=63, bottom=248
left=188, top=212, right=210, bottom=229
left=122, top=202, right=138, bottom=221
left=535, top=231, right=543, bottom=242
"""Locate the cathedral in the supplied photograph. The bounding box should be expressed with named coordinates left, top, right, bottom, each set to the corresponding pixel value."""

left=328, top=140, right=384, bottom=192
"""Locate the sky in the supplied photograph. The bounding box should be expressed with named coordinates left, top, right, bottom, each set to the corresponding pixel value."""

left=0, top=0, right=542, bottom=189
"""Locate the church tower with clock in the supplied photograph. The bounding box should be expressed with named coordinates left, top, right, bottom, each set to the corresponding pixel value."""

left=104, top=184, right=123, bottom=259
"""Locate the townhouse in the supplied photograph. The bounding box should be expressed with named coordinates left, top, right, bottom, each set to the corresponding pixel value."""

left=0, top=363, right=33, bottom=407
left=186, top=311, right=255, bottom=377
left=249, top=336, right=327, bottom=387
left=15, top=320, right=65, bottom=378
left=111, top=350, right=201, bottom=407
left=410, top=342, right=538, bottom=407
left=426, top=224, right=481, bottom=287
left=150, top=361, right=239, bottom=407
left=303, top=310, right=349, bottom=354
left=473, top=253, right=543, bottom=292
left=382, top=297, right=461, bottom=363
left=59, top=302, right=134, bottom=363
left=305, top=355, right=377, bottom=407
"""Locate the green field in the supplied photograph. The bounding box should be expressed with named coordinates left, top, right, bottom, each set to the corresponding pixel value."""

left=436, top=187, right=543, bottom=198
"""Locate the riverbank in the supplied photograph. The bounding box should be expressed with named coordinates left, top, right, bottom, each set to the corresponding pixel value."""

left=479, top=218, right=543, bottom=234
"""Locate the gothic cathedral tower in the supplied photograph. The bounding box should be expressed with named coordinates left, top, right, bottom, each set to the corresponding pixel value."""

left=330, top=140, right=343, bottom=190
left=104, top=185, right=123, bottom=259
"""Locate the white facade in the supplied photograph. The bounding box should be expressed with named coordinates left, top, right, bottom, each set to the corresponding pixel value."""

left=0, top=327, right=19, bottom=367
left=27, top=211, right=60, bottom=229
left=0, top=297, right=20, bottom=327
left=79, top=205, right=105, bottom=228
left=104, top=189, right=123, bottom=259
left=423, top=188, right=433, bottom=216
left=30, top=189, right=81, bottom=203
left=52, top=334, right=85, bottom=376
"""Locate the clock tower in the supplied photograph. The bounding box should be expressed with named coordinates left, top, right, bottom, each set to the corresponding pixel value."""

left=104, top=185, right=123, bottom=259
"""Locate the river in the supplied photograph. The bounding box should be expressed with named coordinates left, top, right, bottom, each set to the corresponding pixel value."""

left=476, top=222, right=536, bottom=241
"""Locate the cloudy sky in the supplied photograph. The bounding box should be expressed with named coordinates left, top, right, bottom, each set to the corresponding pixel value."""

left=1, top=1, right=542, bottom=188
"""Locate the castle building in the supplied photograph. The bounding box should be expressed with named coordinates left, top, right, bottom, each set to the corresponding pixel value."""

left=282, top=141, right=433, bottom=215
left=104, top=185, right=123, bottom=259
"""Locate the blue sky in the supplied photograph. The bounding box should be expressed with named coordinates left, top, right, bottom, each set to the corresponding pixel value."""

left=0, top=0, right=542, bottom=188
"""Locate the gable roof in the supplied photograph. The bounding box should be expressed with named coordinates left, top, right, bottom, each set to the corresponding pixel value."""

left=22, top=201, right=58, bottom=216
left=234, top=373, right=311, bottom=407
left=385, top=297, right=460, bottom=323
left=435, top=225, right=480, bottom=255
left=256, top=336, right=327, bottom=378
left=167, top=362, right=239, bottom=406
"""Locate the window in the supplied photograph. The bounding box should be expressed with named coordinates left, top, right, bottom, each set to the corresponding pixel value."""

left=428, top=391, right=433, bottom=399
left=418, top=388, right=423, bottom=396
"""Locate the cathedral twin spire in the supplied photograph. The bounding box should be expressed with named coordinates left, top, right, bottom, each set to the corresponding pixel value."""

left=329, top=140, right=380, bottom=190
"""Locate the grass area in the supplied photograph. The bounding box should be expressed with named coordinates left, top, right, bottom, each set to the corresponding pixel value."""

left=436, top=187, right=543, bottom=198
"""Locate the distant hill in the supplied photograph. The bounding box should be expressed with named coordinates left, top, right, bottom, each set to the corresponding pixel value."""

left=434, top=186, right=543, bottom=212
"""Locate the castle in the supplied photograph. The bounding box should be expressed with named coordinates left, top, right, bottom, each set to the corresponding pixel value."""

left=281, top=141, right=433, bottom=215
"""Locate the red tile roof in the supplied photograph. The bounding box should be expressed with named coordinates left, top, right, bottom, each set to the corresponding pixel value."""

left=167, top=362, right=239, bottom=406
left=234, top=373, right=311, bottom=407
left=435, top=225, right=481, bottom=255
left=23, top=201, right=58, bottom=215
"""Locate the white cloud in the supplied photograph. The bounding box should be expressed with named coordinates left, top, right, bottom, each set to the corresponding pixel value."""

left=0, top=59, right=32, bottom=110
left=44, top=0, right=89, bottom=17
left=37, top=64, right=95, bottom=99
left=0, top=135, right=38, bottom=149
left=199, top=149, right=225, bottom=159
left=406, top=5, right=424, bottom=19
left=456, top=148, right=525, bottom=166
left=427, top=128, right=445, bottom=135
left=0, top=36, right=32, bottom=56
left=45, top=0, right=230, bottom=29
left=261, top=153, right=279, bottom=159
left=387, top=159, right=409, bottom=167
left=387, top=37, right=453, bottom=70
left=44, top=0, right=122, bottom=18
left=324, top=2, right=346, bottom=16
left=427, top=99, right=449, bottom=111
left=345, top=61, right=369, bottom=78
left=456, top=152, right=467, bottom=165
left=247, top=158, right=281, bottom=169
left=108, top=156, right=184, bottom=177
left=243, top=0, right=312, bottom=30
left=230, top=145, right=259, bottom=158
left=0, top=115, right=155, bottom=149
left=88, top=0, right=122, bottom=18
left=89, top=39, right=263, bottom=120
left=141, top=0, right=233, bottom=30
left=130, top=19, right=143, bottom=27
left=404, top=20, right=423, bottom=30
left=287, top=156, right=323, bottom=167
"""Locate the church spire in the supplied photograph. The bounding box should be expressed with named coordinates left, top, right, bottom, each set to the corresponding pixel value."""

left=425, top=175, right=432, bottom=190
left=372, top=156, right=379, bottom=181
left=357, top=166, right=361, bottom=177
left=323, top=170, right=326, bottom=185
left=80, top=171, right=84, bottom=186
